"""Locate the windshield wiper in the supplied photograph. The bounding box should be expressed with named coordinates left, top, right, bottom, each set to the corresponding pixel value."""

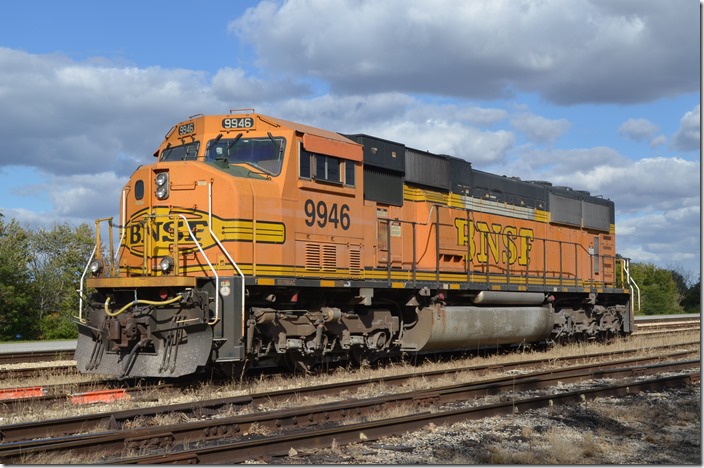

left=205, top=133, right=223, bottom=159
left=225, top=133, right=243, bottom=155
left=267, top=132, right=284, bottom=157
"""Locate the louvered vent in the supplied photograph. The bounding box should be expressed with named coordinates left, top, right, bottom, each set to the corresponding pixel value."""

left=322, top=244, right=337, bottom=272
left=305, top=243, right=321, bottom=271
left=349, top=247, right=361, bottom=276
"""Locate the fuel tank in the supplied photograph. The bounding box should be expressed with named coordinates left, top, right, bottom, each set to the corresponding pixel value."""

left=401, top=304, right=554, bottom=352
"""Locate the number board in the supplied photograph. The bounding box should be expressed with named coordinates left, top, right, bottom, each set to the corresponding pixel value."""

left=222, top=117, right=255, bottom=130
left=178, top=122, right=195, bottom=136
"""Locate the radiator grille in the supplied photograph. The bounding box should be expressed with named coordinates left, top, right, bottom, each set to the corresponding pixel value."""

left=305, top=243, right=321, bottom=271
left=349, top=247, right=361, bottom=276
left=322, top=244, right=337, bottom=272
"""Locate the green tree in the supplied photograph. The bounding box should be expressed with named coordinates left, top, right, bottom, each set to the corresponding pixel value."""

left=0, top=217, right=39, bottom=340
left=27, top=222, right=95, bottom=339
left=680, top=277, right=701, bottom=314
left=630, top=262, right=684, bottom=315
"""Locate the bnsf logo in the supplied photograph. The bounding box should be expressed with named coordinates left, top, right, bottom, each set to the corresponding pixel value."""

left=128, top=219, right=209, bottom=247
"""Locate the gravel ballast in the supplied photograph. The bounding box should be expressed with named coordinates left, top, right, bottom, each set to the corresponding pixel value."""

left=253, top=384, right=701, bottom=464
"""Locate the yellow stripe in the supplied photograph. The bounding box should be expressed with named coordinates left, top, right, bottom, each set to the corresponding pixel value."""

left=121, top=262, right=609, bottom=291
left=404, top=185, right=552, bottom=225
left=534, top=209, right=550, bottom=223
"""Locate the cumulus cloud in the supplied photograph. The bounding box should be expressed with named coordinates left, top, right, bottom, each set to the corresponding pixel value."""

left=212, top=67, right=311, bottom=103
left=671, top=105, right=700, bottom=152
left=269, top=95, right=515, bottom=164
left=616, top=205, right=700, bottom=267
left=618, top=118, right=659, bottom=142
left=510, top=112, right=570, bottom=145
left=649, top=135, right=666, bottom=148
left=0, top=48, right=307, bottom=177
left=230, top=0, right=698, bottom=104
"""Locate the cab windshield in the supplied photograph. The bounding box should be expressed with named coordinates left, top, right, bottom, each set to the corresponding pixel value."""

left=206, top=135, right=285, bottom=176
left=160, top=141, right=200, bottom=161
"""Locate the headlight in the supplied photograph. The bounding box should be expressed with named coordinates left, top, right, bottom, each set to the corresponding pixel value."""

left=155, top=172, right=169, bottom=186
left=89, top=259, right=104, bottom=275
left=155, top=172, right=170, bottom=199
left=159, top=256, right=174, bottom=273
left=155, top=185, right=169, bottom=199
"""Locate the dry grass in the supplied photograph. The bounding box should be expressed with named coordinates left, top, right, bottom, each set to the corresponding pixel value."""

left=19, top=448, right=111, bottom=465
left=5, top=329, right=698, bottom=428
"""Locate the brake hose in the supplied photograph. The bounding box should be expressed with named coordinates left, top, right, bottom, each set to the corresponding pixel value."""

left=104, top=294, right=183, bottom=317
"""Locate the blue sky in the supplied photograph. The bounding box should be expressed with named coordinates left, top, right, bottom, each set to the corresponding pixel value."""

left=0, top=0, right=700, bottom=281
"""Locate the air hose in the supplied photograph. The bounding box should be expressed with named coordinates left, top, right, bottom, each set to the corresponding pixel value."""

left=104, top=294, right=183, bottom=317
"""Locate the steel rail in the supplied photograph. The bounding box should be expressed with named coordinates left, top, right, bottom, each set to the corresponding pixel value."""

left=0, top=343, right=696, bottom=443
left=114, top=369, right=699, bottom=464
left=0, top=350, right=75, bottom=367
left=0, top=356, right=698, bottom=463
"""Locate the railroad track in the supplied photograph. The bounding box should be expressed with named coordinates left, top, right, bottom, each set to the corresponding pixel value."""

left=117, top=370, right=700, bottom=465
left=0, top=349, right=75, bottom=366
left=0, top=337, right=698, bottom=416
left=0, top=362, right=78, bottom=381
left=633, top=315, right=701, bottom=337
left=0, top=351, right=697, bottom=464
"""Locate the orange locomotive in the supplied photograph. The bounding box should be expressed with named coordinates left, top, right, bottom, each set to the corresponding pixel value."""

left=75, top=111, right=636, bottom=378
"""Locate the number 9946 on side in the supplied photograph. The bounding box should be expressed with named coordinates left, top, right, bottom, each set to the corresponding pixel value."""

left=304, top=199, right=350, bottom=230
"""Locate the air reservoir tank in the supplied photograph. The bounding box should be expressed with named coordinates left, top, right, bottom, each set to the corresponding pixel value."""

left=401, top=292, right=554, bottom=352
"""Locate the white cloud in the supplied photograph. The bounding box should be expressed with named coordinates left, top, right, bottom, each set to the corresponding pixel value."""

left=649, top=135, right=666, bottom=148
left=269, top=95, right=516, bottom=164
left=510, top=112, right=570, bottom=145
left=211, top=67, right=310, bottom=102
left=671, top=105, right=700, bottom=152
left=0, top=48, right=308, bottom=177
left=230, top=0, right=698, bottom=104
left=616, top=205, right=700, bottom=268
left=618, top=118, right=659, bottom=142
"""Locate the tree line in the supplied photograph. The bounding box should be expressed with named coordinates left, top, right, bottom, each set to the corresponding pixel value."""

left=0, top=213, right=699, bottom=341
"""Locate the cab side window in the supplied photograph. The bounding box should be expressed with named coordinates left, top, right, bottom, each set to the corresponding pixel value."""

left=300, top=146, right=355, bottom=187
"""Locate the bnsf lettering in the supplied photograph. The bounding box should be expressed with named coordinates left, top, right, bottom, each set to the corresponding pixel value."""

left=304, top=199, right=350, bottom=230
left=455, top=219, right=534, bottom=266
left=129, top=220, right=208, bottom=245
left=222, top=117, right=254, bottom=129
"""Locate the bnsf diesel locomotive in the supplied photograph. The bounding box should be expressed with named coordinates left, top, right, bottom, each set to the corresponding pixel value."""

left=75, top=111, right=637, bottom=378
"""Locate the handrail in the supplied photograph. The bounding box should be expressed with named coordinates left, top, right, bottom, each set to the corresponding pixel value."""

left=207, top=181, right=244, bottom=328
left=75, top=245, right=97, bottom=323
left=81, top=199, right=236, bottom=327
left=470, top=229, right=624, bottom=290
left=623, top=258, right=641, bottom=313
left=112, top=188, right=128, bottom=270
left=176, top=213, right=221, bottom=325
left=378, top=205, right=437, bottom=286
